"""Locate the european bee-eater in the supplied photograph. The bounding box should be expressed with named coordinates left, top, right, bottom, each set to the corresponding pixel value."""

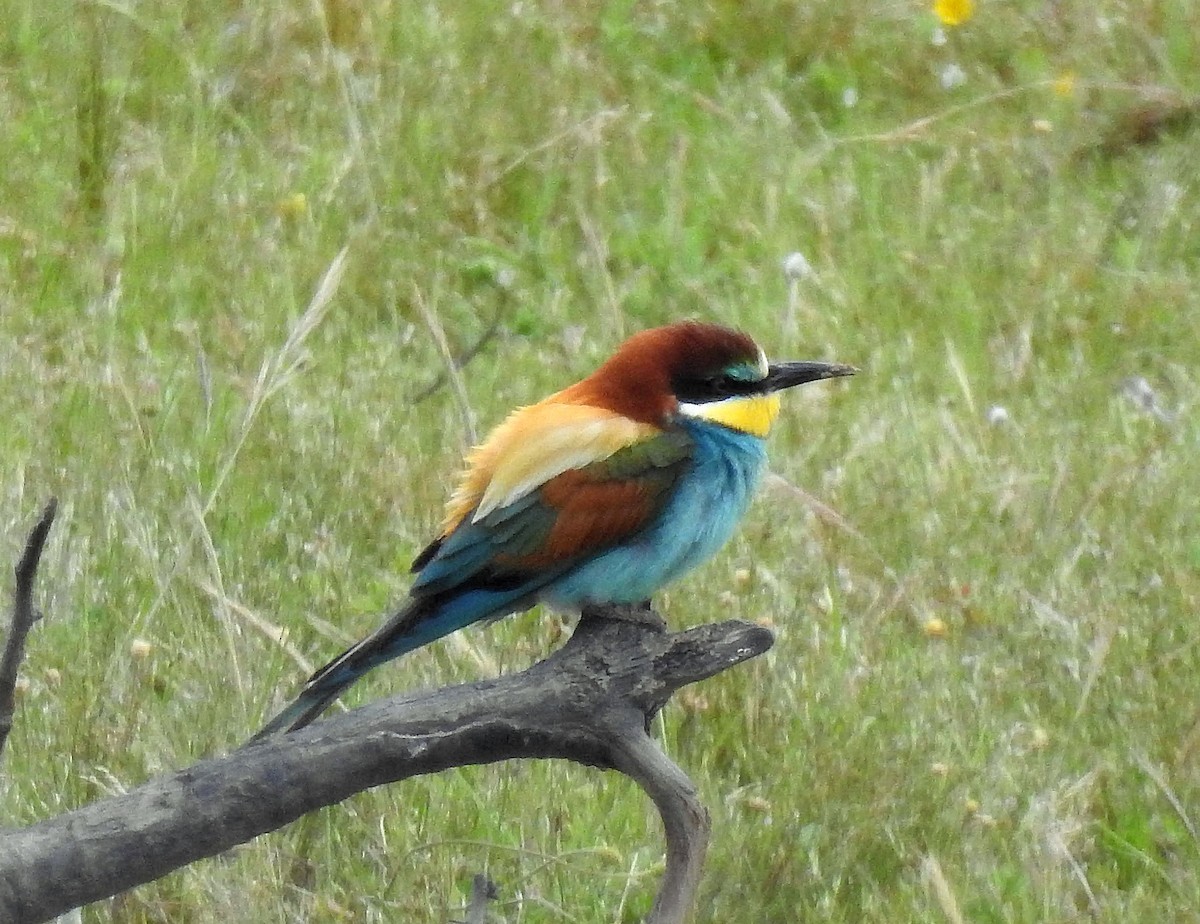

left=255, top=321, right=854, bottom=738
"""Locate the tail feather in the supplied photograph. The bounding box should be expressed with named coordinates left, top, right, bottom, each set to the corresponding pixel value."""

left=249, top=681, right=350, bottom=742
left=250, top=587, right=530, bottom=743
left=250, top=598, right=433, bottom=742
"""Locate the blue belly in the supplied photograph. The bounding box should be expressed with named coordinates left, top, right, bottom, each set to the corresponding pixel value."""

left=542, top=420, right=767, bottom=606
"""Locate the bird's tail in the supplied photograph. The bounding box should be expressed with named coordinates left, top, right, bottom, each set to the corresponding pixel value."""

left=251, top=596, right=440, bottom=742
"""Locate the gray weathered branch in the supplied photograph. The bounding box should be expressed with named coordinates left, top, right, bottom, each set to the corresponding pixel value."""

left=0, top=603, right=773, bottom=924
left=0, top=498, right=57, bottom=763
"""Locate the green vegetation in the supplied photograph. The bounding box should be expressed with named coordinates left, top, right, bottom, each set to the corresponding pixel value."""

left=2, top=0, right=1198, bottom=920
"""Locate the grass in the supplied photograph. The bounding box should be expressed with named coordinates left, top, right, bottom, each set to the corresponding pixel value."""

left=2, top=0, right=1199, bottom=920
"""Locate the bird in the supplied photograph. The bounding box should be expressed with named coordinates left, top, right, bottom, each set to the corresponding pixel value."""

left=254, top=321, right=855, bottom=738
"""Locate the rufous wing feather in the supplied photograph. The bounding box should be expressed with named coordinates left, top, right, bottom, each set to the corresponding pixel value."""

left=412, top=429, right=692, bottom=596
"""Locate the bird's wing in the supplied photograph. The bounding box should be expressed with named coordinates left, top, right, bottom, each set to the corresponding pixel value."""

left=410, top=403, right=693, bottom=599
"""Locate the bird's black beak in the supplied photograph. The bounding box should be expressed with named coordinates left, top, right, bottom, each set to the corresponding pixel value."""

left=764, top=361, right=858, bottom=392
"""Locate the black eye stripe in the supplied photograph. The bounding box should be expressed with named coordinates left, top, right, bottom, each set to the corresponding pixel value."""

left=673, top=373, right=763, bottom=404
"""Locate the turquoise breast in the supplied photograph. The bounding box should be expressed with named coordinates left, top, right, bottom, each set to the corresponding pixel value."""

left=542, top=419, right=767, bottom=606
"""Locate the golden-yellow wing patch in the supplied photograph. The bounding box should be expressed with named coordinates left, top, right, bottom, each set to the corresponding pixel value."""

left=440, top=399, right=660, bottom=535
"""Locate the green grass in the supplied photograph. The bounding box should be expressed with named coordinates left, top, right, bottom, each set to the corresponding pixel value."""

left=3, top=0, right=1199, bottom=920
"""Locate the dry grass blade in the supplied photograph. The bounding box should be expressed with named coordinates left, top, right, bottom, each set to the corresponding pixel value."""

left=920, top=853, right=965, bottom=924
left=269, top=246, right=350, bottom=394
left=188, top=494, right=245, bottom=700
left=195, top=580, right=314, bottom=676
left=414, top=283, right=479, bottom=445
left=1134, top=751, right=1200, bottom=852
left=123, top=246, right=350, bottom=645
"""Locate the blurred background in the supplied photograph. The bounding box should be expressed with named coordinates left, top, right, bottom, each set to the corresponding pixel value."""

left=1, top=1, right=1198, bottom=920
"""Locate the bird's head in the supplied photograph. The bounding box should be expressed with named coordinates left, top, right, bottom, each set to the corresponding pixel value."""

left=565, top=321, right=856, bottom=437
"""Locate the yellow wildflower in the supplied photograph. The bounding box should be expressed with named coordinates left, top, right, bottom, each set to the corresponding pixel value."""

left=934, top=0, right=975, bottom=27
left=1053, top=71, right=1077, bottom=97
left=923, top=616, right=949, bottom=639
left=277, top=192, right=309, bottom=221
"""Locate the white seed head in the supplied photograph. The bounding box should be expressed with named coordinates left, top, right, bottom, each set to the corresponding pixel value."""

left=494, top=266, right=517, bottom=290
left=782, top=251, right=813, bottom=281
left=940, top=63, right=967, bottom=90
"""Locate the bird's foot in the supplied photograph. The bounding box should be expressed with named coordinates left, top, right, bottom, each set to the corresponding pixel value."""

left=580, top=600, right=668, bottom=633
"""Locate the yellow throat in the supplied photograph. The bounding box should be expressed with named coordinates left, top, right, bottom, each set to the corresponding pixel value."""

left=684, top=392, right=781, bottom=438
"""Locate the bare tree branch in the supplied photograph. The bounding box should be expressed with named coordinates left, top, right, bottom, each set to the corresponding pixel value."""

left=0, top=498, right=58, bottom=763
left=411, top=307, right=504, bottom=406
left=607, top=715, right=711, bottom=923
left=0, top=606, right=773, bottom=924
left=464, top=873, right=498, bottom=924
